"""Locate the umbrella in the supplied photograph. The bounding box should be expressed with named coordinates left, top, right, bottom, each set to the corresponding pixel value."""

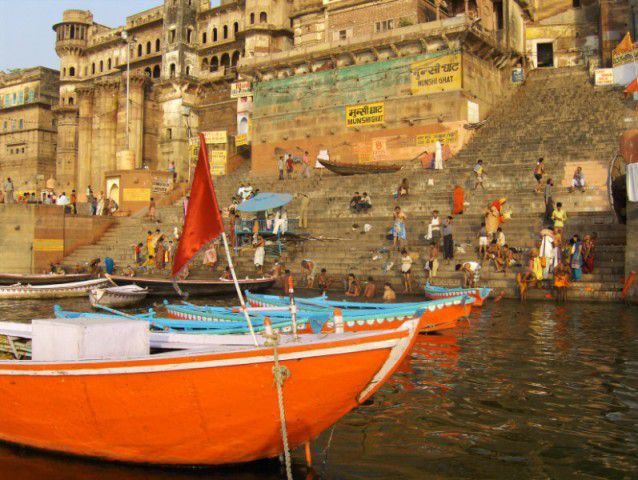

left=236, top=193, right=293, bottom=212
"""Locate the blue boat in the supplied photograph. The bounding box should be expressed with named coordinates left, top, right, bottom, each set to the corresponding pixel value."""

left=423, top=283, right=492, bottom=306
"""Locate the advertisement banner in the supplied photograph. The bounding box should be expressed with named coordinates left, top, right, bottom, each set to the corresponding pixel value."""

left=345, top=102, right=384, bottom=128
left=410, top=52, right=462, bottom=95
left=595, top=68, right=614, bottom=86
left=235, top=134, right=248, bottom=147
left=230, top=81, right=252, bottom=98
left=371, top=138, right=389, bottom=162
left=203, top=131, right=227, bottom=144
left=416, top=131, right=458, bottom=147
left=209, top=150, right=227, bottom=176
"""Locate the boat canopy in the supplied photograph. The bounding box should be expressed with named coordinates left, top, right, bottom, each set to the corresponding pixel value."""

left=237, top=193, right=293, bottom=212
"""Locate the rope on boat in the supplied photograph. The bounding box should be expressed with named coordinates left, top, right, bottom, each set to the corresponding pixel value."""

left=265, top=318, right=294, bottom=480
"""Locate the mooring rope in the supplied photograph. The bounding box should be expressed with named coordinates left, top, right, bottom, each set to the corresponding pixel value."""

left=269, top=331, right=293, bottom=480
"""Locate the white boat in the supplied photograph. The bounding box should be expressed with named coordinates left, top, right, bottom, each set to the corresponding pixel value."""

left=0, top=278, right=109, bottom=300
left=89, top=284, right=148, bottom=309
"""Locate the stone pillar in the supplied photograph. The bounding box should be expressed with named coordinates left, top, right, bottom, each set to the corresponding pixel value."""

left=122, top=76, right=147, bottom=169
left=76, top=86, right=94, bottom=201
left=53, top=105, right=79, bottom=192
left=91, top=81, right=119, bottom=190
left=626, top=201, right=638, bottom=302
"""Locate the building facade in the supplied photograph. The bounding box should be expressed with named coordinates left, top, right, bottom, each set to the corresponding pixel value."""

left=47, top=0, right=634, bottom=190
left=0, top=67, right=59, bottom=193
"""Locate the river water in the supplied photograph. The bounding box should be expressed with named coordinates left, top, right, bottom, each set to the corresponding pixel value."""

left=0, top=297, right=636, bottom=479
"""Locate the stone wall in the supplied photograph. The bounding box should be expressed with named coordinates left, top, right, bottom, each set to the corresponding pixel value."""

left=626, top=201, right=638, bottom=302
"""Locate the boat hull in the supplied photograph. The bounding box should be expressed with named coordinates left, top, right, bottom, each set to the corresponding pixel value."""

left=107, top=275, right=275, bottom=297
left=0, top=327, right=417, bottom=465
left=0, top=279, right=109, bottom=300
left=424, top=285, right=491, bottom=307
left=318, top=158, right=403, bottom=176
left=0, top=273, right=94, bottom=286
left=89, top=286, right=148, bottom=309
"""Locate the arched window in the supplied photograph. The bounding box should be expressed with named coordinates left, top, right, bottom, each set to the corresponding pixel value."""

left=144, top=67, right=152, bottom=77
left=146, top=41, right=151, bottom=54
left=187, top=28, right=192, bottom=43
left=70, top=25, right=75, bottom=39
left=153, top=65, right=161, bottom=78
left=221, top=53, right=230, bottom=68
left=260, top=12, right=267, bottom=23
left=69, top=66, right=75, bottom=77
left=223, top=25, right=228, bottom=39
left=210, top=56, right=219, bottom=71
left=99, top=60, right=103, bottom=72
left=169, top=63, right=176, bottom=78
left=107, top=58, right=111, bottom=70
left=138, top=44, right=143, bottom=56
left=213, top=28, right=218, bottom=42
left=202, top=32, right=207, bottom=44
left=92, top=63, right=95, bottom=74
left=68, top=97, right=74, bottom=105
left=234, top=22, right=239, bottom=35
left=231, top=51, right=240, bottom=67
left=114, top=56, right=119, bottom=67
left=155, top=38, right=161, bottom=51
left=250, top=13, right=255, bottom=24
left=202, top=58, right=209, bottom=70
left=63, top=68, right=66, bottom=77
left=186, top=66, right=191, bottom=76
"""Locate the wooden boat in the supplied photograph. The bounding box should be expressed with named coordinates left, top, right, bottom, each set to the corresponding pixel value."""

left=106, top=274, right=275, bottom=297
left=0, top=320, right=419, bottom=465
left=0, top=278, right=109, bottom=300
left=318, top=158, right=403, bottom=176
left=89, top=285, right=148, bottom=309
left=423, top=283, right=492, bottom=307
left=245, top=292, right=441, bottom=311
left=200, top=293, right=475, bottom=333
left=0, top=273, right=94, bottom=286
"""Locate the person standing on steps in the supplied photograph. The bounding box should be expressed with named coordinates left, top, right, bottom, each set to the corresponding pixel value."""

left=534, top=157, right=545, bottom=193
left=400, top=249, right=413, bottom=293
left=301, top=150, right=311, bottom=178
left=434, top=140, right=443, bottom=170
left=392, top=206, right=407, bottom=250
left=443, top=216, right=454, bottom=262
left=473, top=160, right=486, bottom=191
left=286, top=153, right=294, bottom=179
left=298, top=193, right=310, bottom=228
left=3, top=177, right=14, bottom=204
left=253, top=234, right=265, bottom=275
left=552, top=202, right=567, bottom=235
left=544, top=178, right=554, bottom=225
left=277, top=155, right=285, bottom=181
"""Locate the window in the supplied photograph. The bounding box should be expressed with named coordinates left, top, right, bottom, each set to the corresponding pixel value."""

left=169, top=63, right=176, bottom=78
left=166, top=128, right=172, bottom=139
left=170, top=29, right=176, bottom=43
left=100, top=60, right=103, bottom=72
left=339, top=29, right=347, bottom=40
left=234, top=22, right=239, bottom=35
left=250, top=13, right=255, bottom=24
left=494, top=1, right=504, bottom=30
left=156, top=38, right=161, bottom=51
left=107, top=58, right=111, bottom=70
left=68, top=97, right=74, bottom=105
left=11, top=120, right=16, bottom=130
left=210, top=56, right=219, bottom=71
left=153, top=65, right=161, bottom=78
left=18, top=92, right=23, bottom=104
left=147, top=41, right=151, bottom=54
left=375, top=20, right=394, bottom=33
left=186, top=66, right=191, bottom=76
left=202, top=32, right=207, bottom=43
left=4, top=95, right=8, bottom=106
left=70, top=25, right=75, bottom=39
left=92, top=63, right=95, bottom=74
left=223, top=25, right=228, bottom=39
left=213, top=28, right=218, bottom=42
left=260, top=12, right=267, bottom=23
left=69, top=66, right=75, bottom=76
left=28, top=90, right=34, bottom=102
left=221, top=53, right=230, bottom=68
left=231, top=50, right=240, bottom=67
left=12, top=93, right=16, bottom=105
left=84, top=66, right=88, bottom=76
left=138, top=44, right=143, bottom=56
left=187, top=28, right=193, bottom=43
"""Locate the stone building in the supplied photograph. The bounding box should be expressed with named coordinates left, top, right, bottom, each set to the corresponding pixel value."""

left=0, top=67, right=59, bottom=193
left=50, top=0, right=635, bottom=188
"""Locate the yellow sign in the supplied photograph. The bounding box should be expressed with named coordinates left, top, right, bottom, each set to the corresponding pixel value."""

left=411, top=52, right=462, bottom=95
left=594, top=68, right=614, bottom=86
left=235, top=134, right=248, bottom=147
left=122, top=188, right=151, bottom=202
left=416, top=131, right=458, bottom=147
left=203, top=131, right=227, bottom=144
left=346, top=102, right=384, bottom=128
left=33, top=239, right=64, bottom=252
left=209, top=150, right=227, bottom=176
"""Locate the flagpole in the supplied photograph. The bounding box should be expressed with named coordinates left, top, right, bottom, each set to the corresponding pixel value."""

left=221, top=231, right=259, bottom=346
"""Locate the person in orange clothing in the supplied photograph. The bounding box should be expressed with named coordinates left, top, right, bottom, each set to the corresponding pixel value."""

left=452, top=185, right=464, bottom=215
left=553, top=260, right=571, bottom=302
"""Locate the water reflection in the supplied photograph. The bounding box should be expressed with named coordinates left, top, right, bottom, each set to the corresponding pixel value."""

left=0, top=297, right=636, bottom=479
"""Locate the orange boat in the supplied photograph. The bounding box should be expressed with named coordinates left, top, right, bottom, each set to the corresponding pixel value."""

left=0, top=322, right=418, bottom=465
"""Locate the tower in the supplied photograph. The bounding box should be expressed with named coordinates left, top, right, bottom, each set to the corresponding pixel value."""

left=162, top=0, right=198, bottom=79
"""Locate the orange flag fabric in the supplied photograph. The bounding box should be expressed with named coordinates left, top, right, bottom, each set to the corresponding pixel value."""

left=614, top=32, right=633, bottom=57
left=171, top=133, right=224, bottom=278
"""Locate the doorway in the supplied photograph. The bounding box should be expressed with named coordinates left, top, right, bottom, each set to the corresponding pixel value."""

left=536, top=42, right=554, bottom=68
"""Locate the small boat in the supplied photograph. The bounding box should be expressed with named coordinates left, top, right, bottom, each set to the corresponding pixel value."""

left=318, top=158, right=403, bottom=176
left=106, top=274, right=275, bottom=297
left=89, top=285, right=148, bottom=309
left=0, top=278, right=109, bottom=300
left=0, top=273, right=94, bottom=286
left=423, top=283, right=492, bottom=307
left=0, top=319, right=419, bottom=465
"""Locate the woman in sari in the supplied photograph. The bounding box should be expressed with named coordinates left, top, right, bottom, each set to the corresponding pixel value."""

left=581, top=234, right=595, bottom=274
left=155, top=236, right=166, bottom=270
left=570, top=235, right=583, bottom=281
left=485, top=203, right=500, bottom=239
left=452, top=185, right=464, bottom=215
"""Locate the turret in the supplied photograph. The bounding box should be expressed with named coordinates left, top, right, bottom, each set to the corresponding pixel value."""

left=162, top=0, right=198, bottom=79
left=53, top=10, right=92, bottom=84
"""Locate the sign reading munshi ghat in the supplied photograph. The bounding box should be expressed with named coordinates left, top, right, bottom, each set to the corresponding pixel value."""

left=411, top=52, right=462, bottom=95
left=346, top=102, right=385, bottom=128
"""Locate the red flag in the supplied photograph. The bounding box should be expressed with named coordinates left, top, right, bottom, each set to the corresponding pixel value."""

left=625, top=77, right=638, bottom=95
left=172, top=133, right=224, bottom=278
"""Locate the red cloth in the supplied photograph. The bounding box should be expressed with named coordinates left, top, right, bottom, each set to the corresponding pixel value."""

left=172, top=133, right=224, bottom=278
left=452, top=186, right=464, bottom=214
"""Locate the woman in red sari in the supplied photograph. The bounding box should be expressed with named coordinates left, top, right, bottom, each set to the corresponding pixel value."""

left=581, top=234, right=595, bottom=274
left=490, top=197, right=507, bottom=225
left=452, top=185, right=464, bottom=215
